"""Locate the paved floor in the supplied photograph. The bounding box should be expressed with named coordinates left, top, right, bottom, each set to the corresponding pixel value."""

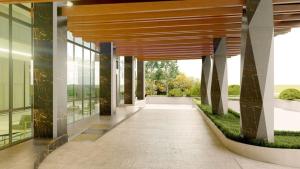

left=39, top=98, right=295, bottom=169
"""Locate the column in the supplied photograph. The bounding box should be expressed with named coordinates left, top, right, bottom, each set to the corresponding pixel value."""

left=124, top=56, right=136, bottom=104
left=99, top=42, right=117, bottom=116
left=211, top=38, right=228, bottom=115
left=136, top=60, right=145, bottom=100
left=33, top=2, right=68, bottom=141
left=240, top=0, right=274, bottom=142
left=201, top=56, right=212, bottom=105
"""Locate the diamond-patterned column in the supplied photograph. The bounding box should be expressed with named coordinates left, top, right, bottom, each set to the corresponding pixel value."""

left=124, top=56, right=136, bottom=104
left=136, top=60, right=145, bottom=100
left=201, top=56, right=212, bottom=105
left=99, top=42, right=117, bottom=116
left=240, top=0, right=274, bottom=142
left=211, top=38, right=228, bottom=115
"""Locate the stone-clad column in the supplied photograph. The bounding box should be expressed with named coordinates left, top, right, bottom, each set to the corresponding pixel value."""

left=211, top=38, right=228, bottom=115
left=201, top=56, right=212, bottom=105
left=33, top=2, right=68, bottom=140
left=136, top=60, right=145, bottom=100
left=124, top=56, right=136, bottom=104
left=240, top=0, right=274, bottom=142
left=99, top=42, right=117, bottom=116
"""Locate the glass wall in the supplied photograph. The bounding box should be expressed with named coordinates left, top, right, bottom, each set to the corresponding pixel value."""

left=0, top=3, right=33, bottom=148
left=119, top=56, right=125, bottom=104
left=67, top=32, right=100, bottom=124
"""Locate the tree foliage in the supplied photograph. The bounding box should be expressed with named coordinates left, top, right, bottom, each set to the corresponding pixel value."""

left=228, top=85, right=241, bottom=96
left=145, top=61, right=179, bottom=95
left=145, top=60, right=200, bottom=97
left=279, top=88, right=300, bottom=100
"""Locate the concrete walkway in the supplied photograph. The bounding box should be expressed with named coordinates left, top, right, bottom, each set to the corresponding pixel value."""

left=39, top=98, right=294, bottom=169
left=229, top=101, right=300, bottom=131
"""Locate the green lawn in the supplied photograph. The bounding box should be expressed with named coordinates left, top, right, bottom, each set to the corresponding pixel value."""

left=193, top=98, right=300, bottom=149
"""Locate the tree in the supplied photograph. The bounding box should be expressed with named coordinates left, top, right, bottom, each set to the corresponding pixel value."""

left=145, top=60, right=179, bottom=95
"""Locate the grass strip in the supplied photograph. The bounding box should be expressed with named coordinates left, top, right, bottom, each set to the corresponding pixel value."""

left=193, top=98, right=300, bottom=149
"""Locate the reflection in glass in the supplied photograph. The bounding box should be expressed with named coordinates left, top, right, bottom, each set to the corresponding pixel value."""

left=119, top=56, right=125, bottom=104
left=0, top=3, right=33, bottom=147
left=95, top=53, right=100, bottom=114
left=0, top=112, right=9, bottom=147
left=83, top=48, right=91, bottom=117
left=66, top=33, right=99, bottom=123
left=67, top=42, right=75, bottom=124
left=12, top=4, right=32, bottom=142
left=74, top=44, right=83, bottom=121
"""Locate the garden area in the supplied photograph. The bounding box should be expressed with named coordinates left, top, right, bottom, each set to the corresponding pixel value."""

left=145, top=60, right=200, bottom=97
left=193, top=98, right=300, bottom=149
left=145, top=60, right=300, bottom=101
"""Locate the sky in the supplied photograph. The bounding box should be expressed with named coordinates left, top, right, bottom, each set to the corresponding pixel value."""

left=178, top=28, right=300, bottom=85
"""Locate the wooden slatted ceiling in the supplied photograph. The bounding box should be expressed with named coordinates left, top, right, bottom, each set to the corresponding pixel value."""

left=62, top=0, right=243, bottom=60
left=62, top=0, right=300, bottom=60
left=3, top=0, right=300, bottom=60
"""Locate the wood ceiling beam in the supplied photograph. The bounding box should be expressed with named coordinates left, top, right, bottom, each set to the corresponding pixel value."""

left=72, top=24, right=241, bottom=36
left=81, top=30, right=242, bottom=41
left=62, top=0, right=243, bottom=16
left=67, top=7, right=242, bottom=24
left=273, top=0, right=300, bottom=4
left=67, top=16, right=242, bottom=31
left=274, top=4, right=300, bottom=13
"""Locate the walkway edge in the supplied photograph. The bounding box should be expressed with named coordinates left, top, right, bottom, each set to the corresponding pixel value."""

left=194, top=105, right=300, bottom=168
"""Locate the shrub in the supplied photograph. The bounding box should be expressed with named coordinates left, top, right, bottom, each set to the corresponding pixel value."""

left=279, top=88, right=300, bottom=100
left=189, top=81, right=200, bottom=97
left=228, top=85, right=240, bottom=96
left=168, top=88, right=183, bottom=97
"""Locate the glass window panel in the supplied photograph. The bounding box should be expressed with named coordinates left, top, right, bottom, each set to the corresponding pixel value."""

left=0, top=112, right=9, bottom=147
left=74, top=37, right=82, bottom=45
left=67, top=42, right=75, bottom=124
left=12, top=109, right=32, bottom=142
left=74, top=45, right=83, bottom=121
left=12, top=4, right=31, bottom=24
left=120, top=56, right=125, bottom=104
left=83, top=49, right=90, bottom=117
left=12, top=60, right=25, bottom=109
left=83, top=41, right=90, bottom=48
left=95, top=53, right=100, bottom=114
left=91, top=52, right=96, bottom=115
left=91, top=43, right=95, bottom=51
left=0, top=5, right=9, bottom=111
left=67, top=31, right=73, bottom=41
left=24, top=62, right=31, bottom=107
left=12, top=5, right=32, bottom=142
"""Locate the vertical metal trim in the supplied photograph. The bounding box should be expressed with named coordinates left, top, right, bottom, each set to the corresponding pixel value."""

left=24, top=62, right=26, bottom=109
left=8, top=4, right=13, bottom=144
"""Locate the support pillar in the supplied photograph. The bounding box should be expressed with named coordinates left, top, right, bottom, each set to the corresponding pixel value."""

left=33, top=2, right=68, bottom=141
left=201, top=56, right=212, bottom=105
left=240, top=0, right=274, bottom=142
left=124, top=56, right=136, bottom=104
left=211, top=38, right=228, bottom=115
left=99, top=42, right=117, bottom=116
left=136, top=60, right=145, bottom=100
